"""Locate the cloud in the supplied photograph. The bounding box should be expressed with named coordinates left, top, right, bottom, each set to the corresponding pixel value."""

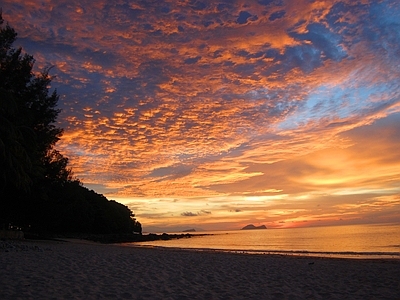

left=184, top=56, right=202, bottom=64
left=181, top=212, right=198, bottom=217
left=269, top=10, right=285, bottom=21
left=147, top=164, right=194, bottom=180
left=2, top=0, right=400, bottom=229
left=181, top=210, right=211, bottom=217
left=236, top=11, right=258, bottom=24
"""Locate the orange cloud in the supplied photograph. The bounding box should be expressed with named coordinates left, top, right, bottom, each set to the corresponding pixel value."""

left=3, top=0, right=400, bottom=230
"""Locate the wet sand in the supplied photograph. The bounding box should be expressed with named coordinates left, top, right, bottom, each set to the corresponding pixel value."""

left=1, top=240, right=399, bottom=299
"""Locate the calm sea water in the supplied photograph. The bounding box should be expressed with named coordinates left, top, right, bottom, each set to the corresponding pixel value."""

left=132, top=223, right=400, bottom=259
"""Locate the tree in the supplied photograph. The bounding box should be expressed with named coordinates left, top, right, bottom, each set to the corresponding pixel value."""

left=0, top=15, right=32, bottom=194
left=0, top=12, right=71, bottom=227
left=0, top=13, right=141, bottom=235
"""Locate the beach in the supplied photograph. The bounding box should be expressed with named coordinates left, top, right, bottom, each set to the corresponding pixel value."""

left=1, top=240, right=399, bottom=299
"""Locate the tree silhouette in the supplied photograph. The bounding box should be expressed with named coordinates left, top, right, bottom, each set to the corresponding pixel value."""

left=0, top=13, right=141, bottom=235
left=0, top=16, right=32, bottom=193
left=0, top=12, right=69, bottom=225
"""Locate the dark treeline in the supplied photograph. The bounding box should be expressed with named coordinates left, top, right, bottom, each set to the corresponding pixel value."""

left=0, top=13, right=142, bottom=235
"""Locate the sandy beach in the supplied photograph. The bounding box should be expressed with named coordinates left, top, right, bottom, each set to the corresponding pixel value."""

left=1, top=240, right=399, bottom=299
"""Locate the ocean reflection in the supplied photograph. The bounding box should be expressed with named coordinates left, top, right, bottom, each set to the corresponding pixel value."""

left=132, top=223, right=400, bottom=259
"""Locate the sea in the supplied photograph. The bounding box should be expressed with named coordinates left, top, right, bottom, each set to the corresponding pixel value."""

left=132, top=223, right=400, bottom=259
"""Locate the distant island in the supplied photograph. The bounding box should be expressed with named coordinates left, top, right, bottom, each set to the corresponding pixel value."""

left=241, top=224, right=267, bottom=230
left=182, top=229, right=196, bottom=232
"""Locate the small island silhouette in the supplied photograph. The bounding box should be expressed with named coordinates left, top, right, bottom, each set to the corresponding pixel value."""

left=241, top=224, right=267, bottom=230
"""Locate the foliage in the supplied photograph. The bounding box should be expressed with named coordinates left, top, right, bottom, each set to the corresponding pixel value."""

left=0, top=13, right=141, bottom=234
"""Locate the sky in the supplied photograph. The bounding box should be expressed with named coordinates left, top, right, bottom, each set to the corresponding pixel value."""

left=2, top=0, right=400, bottom=232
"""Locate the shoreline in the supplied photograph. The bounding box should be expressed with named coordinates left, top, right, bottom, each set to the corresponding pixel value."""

left=1, top=239, right=400, bottom=299
left=128, top=243, right=400, bottom=261
left=140, top=246, right=400, bottom=262
left=161, top=248, right=400, bottom=265
left=21, top=231, right=211, bottom=244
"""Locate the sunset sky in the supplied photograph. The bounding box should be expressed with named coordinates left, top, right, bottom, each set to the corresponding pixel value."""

left=3, top=0, right=400, bottom=232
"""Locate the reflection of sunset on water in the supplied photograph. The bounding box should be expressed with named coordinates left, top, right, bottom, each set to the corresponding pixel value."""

left=3, top=0, right=400, bottom=231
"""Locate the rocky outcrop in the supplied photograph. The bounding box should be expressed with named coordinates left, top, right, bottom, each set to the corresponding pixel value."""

left=241, top=224, right=267, bottom=230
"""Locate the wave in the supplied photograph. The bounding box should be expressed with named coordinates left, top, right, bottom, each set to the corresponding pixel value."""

left=140, top=245, right=400, bottom=260
left=223, top=249, right=400, bottom=259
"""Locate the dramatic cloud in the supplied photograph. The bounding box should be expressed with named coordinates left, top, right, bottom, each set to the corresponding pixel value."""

left=3, top=0, right=400, bottom=231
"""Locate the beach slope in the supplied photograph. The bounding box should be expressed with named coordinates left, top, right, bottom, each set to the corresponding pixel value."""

left=1, top=240, right=399, bottom=299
